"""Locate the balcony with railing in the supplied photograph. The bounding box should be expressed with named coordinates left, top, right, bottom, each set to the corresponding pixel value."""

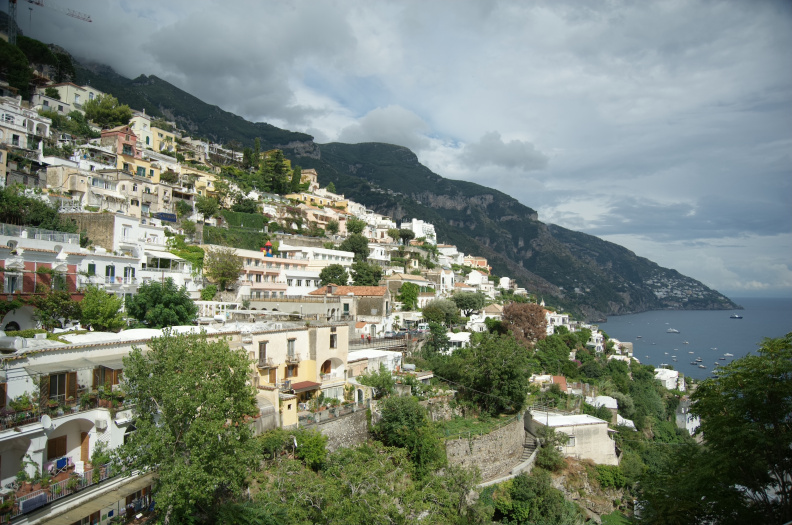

left=285, top=352, right=300, bottom=364
left=256, top=357, right=275, bottom=369
left=1, top=462, right=116, bottom=522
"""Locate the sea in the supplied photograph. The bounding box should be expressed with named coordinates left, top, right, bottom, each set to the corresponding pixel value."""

left=599, top=297, right=792, bottom=381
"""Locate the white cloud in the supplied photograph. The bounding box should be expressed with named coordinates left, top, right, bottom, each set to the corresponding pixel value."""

left=337, top=106, right=430, bottom=150
left=460, top=132, right=548, bottom=171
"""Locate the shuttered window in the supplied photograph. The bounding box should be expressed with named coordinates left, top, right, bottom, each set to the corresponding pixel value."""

left=47, top=436, right=67, bottom=460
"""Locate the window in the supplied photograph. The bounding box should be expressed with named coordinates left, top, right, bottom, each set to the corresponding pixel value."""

left=146, top=136, right=150, bottom=145
left=89, top=92, right=94, bottom=100
left=93, top=366, right=122, bottom=388
left=4, top=274, right=21, bottom=293
left=255, top=274, right=262, bottom=283
left=123, top=163, right=131, bottom=172
left=47, top=436, right=67, bottom=460
left=296, top=280, right=302, bottom=287
left=566, top=435, right=576, bottom=447
left=149, top=169, right=154, bottom=177
left=330, top=334, right=337, bottom=348
left=287, top=279, right=293, bottom=286
left=258, top=341, right=267, bottom=362
left=136, top=166, right=145, bottom=177
left=286, top=364, right=298, bottom=378
left=11, top=134, right=20, bottom=146
left=287, top=339, right=296, bottom=359
left=58, top=105, right=63, bottom=112
left=106, top=265, right=115, bottom=283
left=43, top=100, right=49, bottom=107
left=123, top=145, right=133, bottom=156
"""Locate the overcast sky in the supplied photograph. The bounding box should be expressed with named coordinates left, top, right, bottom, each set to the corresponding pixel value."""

left=14, top=0, right=792, bottom=298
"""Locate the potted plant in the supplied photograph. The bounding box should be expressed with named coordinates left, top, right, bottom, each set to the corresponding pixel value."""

left=66, top=476, right=80, bottom=493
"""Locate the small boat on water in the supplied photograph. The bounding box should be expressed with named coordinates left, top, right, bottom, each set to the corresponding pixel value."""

left=724, top=353, right=733, bottom=357
left=730, top=313, right=743, bottom=319
left=719, top=357, right=726, bottom=360
left=699, top=364, right=707, bottom=369
left=690, top=361, right=697, bottom=365
left=636, top=336, right=642, bottom=339
left=688, top=351, right=694, bottom=354
left=667, top=328, right=680, bottom=333
left=683, top=341, right=689, bottom=345
left=696, top=357, right=702, bottom=362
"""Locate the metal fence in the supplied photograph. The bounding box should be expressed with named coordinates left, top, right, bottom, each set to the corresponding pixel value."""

left=7, top=463, right=115, bottom=520
left=0, top=223, right=80, bottom=244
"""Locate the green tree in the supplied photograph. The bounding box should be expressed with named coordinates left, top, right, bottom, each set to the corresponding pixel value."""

left=0, top=40, right=31, bottom=98
left=373, top=395, right=446, bottom=479
left=456, top=334, right=532, bottom=415
left=125, top=278, right=197, bottom=328
left=398, top=228, right=416, bottom=246
left=387, top=228, right=401, bottom=243
left=319, top=264, right=348, bottom=286
left=421, top=298, right=459, bottom=326
left=684, top=333, right=792, bottom=523
left=451, top=292, right=486, bottom=316
left=175, top=199, right=194, bottom=218
left=263, top=150, right=290, bottom=194
left=398, top=282, right=419, bottom=310
left=326, top=182, right=336, bottom=193
left=339, top=233, right=370, bottom=261
left=53, top=52, right=76, bottom=83
left=351, top=260, right=382, bottom=286
left=203, top=246, right=243, bottom=291
left=493, top=470, right=583, bottom=524
left=200, top=285, right=217, bottom=301
left=0, top=185, right=79, bottom=233
left=195, top=195, right=219, bottom=222
left=346, top=217, right=366, bottom=235
left=326, top=219, right=340, bottom=235
left=79, top=285, right=124, bottom=332
left=289, top=165, right=302, bottom=192
left=357, top=363, right=396, bottom=399
left=83, top=94, right=133, bottom=128
left=422, top=321, right=450, bottom=359
left=118, top=331, right=259, bottom=523
left=32, top=289, right=81, bottom=331
left=44, top=86, right=61, bottom=100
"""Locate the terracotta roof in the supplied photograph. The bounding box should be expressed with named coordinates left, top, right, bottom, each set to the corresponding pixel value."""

left=552, top=375, right=568, bottom=392
left=308, top=285, right=387, bottom=297
left=483, top=304, right=503, bottom=314
left=355, top=321, right=367, bottom=329
left=454, top=282, right=474, bottom=288
left=290, top=381, right=321, bottom=392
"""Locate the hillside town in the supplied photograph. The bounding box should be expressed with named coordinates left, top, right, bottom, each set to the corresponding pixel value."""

left=0, top=39, right=787, bottom=525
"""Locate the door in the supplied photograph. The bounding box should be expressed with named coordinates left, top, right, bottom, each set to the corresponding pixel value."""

left=80, top=432, right=89, bottom=462
left=268, top=368, right=276, bottom=384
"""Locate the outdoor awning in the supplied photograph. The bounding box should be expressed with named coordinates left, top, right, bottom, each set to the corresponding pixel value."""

left=289, top=381, right=321, bottom=393
left=23, top=356, right=126, bottom=375
left=144, top=251, right=184, bottom=261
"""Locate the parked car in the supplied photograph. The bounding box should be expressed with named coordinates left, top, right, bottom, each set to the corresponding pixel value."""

left=384, top=331, right=396, bottom=338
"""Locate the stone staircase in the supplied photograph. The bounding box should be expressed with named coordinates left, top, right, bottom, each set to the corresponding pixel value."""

left=520, top=432, right=538, bottom=461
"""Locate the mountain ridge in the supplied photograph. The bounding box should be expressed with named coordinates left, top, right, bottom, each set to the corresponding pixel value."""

left=69, top=58, right=737, bottom=319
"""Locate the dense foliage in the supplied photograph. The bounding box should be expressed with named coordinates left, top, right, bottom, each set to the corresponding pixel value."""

left=125, top=278, right=197, bottom=327
left=119, top=332, right=259, bottom=523
left=79, top=285, right=125, bottom=332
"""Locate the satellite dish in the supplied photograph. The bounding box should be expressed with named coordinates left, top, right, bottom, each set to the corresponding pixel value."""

left=41, top=415, right=52, bottom=430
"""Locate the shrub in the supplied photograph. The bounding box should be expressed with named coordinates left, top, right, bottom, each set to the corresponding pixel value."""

left=595, top=464, right=626, bottom=489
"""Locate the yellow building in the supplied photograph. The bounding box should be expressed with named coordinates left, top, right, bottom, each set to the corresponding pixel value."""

left=152, top=126, right=176, bottom=153
left=285, top=192, right=348, bottom=210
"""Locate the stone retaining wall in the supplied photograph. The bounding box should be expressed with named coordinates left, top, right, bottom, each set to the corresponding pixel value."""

left=445, top=416, right=525, bottom=481
left=310, top=409, right=370, bottom=452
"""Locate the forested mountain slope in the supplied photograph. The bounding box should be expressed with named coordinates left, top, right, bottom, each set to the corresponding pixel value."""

left=71, top=59, right=737, bottom=318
